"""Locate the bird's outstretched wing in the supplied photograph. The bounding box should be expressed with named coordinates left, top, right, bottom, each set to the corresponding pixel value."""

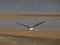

left=32, top=21, right=46, bottom=28
left=16, top=22, right=30, bottom=28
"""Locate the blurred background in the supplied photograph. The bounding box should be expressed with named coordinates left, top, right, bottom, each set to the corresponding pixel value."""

left=0, top=0, right=60, bottom=30
left=0, top=0, right=60, bottom=14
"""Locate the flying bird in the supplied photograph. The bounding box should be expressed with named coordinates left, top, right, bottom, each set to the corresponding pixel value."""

left=17, top=21, right=46, bottom=32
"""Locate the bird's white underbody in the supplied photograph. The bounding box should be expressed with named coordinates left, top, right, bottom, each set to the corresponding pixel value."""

left=30, top=28, right=34, bottom=31
left=28, top=28, right=34, bottom=32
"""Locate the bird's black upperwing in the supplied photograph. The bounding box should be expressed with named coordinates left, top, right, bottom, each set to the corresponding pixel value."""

left=16, top=22, right=30, bottom=28
left=32, top=21, right=46, bottom=28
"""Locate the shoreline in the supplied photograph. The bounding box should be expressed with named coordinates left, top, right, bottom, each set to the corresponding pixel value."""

left=0, top=29, right=60, bottom=39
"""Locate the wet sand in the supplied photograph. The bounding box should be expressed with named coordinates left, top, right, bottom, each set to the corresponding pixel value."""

left=0, top=33, right=60, bottom=45
left=0, top=13, right=60, bottom=19
left=0, top=29, right=60, bottom=39
left=0, top=14, right=60, bottom=45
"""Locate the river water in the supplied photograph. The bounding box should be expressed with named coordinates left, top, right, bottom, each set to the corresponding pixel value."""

left=0, top=17, right=60, bottom=30
left=0, top=0, right=60, bottom=14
